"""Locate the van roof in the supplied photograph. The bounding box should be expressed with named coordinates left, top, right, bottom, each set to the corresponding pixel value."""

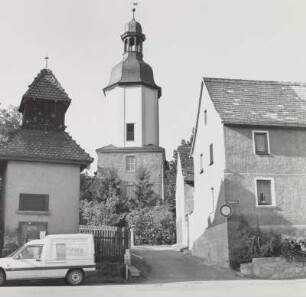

left=25, top=239, right=46, bottom=245
left=45, top=233, right=93, bottom=239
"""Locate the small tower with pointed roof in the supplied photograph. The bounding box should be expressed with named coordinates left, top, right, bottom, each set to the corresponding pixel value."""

left=97, top=11, right=165, bottom=200
left=0, top=67, right=93, bottom=249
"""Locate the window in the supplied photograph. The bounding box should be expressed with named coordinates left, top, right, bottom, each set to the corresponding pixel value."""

left=56, top=243, right=66, bottom=260
left=253, top=131, right=269, bottom=155
left=209, top=144, right=214, bottom=165
left=18, top=245, right=43, bottom=260
left=255, top=178, right=275, bottom=206
left=200, top=154, right=203, bottom=174
left=19, top=194, right=49, bottom=211
left=210, top=187, right=215, bottom=213
left=126, top=156, right=136, bottom=172
left=204, top=110, right=207, bottom=125
left=126, top=123, right=135, bottom=141
left=126, top=185, right=135, bottom=199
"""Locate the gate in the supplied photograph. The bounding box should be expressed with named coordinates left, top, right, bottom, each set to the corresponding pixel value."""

left=79, top=225, right=130, bottom=263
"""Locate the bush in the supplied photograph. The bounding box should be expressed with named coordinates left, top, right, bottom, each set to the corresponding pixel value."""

left=128, top=205, right=176, bottom=245
left=230, top=216, right=306, bottom=268
left=280, top=237, right=306, bottom=262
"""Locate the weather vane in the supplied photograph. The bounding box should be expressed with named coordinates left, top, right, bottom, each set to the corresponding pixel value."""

left=44, top=54, right=49, bottom=69
left=132, top=1, right=138, bottom=19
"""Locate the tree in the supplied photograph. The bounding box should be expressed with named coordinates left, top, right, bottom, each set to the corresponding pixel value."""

left=0, top=104, right=22, bottom=147
left=80, top=168, right=129, bottom=227
left=80, top=170, right=95, bottom=201
left=128, top=167, right=158, bottom=210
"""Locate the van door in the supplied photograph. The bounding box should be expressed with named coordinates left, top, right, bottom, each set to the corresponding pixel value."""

left=6, top=245, right=43, bottom=280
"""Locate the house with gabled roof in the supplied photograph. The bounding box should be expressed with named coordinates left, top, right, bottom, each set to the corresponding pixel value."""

left=190, top=77, right=306, bottom=267
left=175, top=145, right=194, bottom=247
left=0, top=68, right=93, bottom=251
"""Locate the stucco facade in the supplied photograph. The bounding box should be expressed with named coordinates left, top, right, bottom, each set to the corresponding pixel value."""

left=190, top=82, right=228, bottom=264
left=0, top=68, right=93, bottom=252
left=175, top=147, right=194, bottom=247
left=190, top=77, right=306, bottom=267
left=2, top=161, right=80, bottom=243
left=224, top=125, right=306, bottom=230
left=104, top=86, right=159, bottom=147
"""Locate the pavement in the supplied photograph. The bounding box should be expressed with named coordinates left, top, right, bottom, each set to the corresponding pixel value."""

left=2, top=280, right=306, bottom=297
left=2, top=245, right=306, bottom=296
left=132, top=245, right=240, bottom=283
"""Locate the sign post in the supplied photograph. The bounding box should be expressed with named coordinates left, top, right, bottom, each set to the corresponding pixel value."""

left=124, top=249, right=131, bottom=280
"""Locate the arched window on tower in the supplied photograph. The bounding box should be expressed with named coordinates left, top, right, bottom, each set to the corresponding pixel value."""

left=129, top=37, right=134, bottom=51
left=136, top=37, right=141, bottom=52
left=124, top=39, right=128, bottom=52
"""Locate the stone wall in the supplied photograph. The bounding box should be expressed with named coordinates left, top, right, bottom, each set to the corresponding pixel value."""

left=240, top=257, right=306, bottom=279
left=97, top=150, right=164, bottom=199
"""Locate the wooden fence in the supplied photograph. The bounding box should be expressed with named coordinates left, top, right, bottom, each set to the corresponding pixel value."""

left=79, top=225, right=130, bottom=263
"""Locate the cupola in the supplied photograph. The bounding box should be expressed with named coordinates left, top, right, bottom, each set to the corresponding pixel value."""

left=103, top=10, right=162, bottom=98
left=19, top=68, right=71, bottom=131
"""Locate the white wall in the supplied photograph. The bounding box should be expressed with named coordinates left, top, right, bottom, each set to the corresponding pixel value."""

left=142, top=87, right=159, bottom=146
left=175, top=153, right=186, bottom=244
left=191, top=81, right=226, bottom=245
left=3, top=161, right=81, bottom=235
left=104, top=87, right=125, bottom=147
left=105, top=85, right=159, bottom=147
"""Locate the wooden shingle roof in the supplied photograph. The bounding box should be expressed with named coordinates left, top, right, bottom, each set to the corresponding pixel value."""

left=0, top=129, right=93, bottom=169
left=19, top=69, right=71, bottom=112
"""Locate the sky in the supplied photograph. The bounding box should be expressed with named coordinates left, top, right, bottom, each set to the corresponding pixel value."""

left=0, top=0, right=306, bottom=172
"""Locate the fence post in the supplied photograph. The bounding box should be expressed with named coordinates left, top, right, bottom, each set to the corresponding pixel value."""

left=130, top=228, right=134, bottom=248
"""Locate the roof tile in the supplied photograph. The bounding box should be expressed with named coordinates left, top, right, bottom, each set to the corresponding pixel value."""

left=0, top=129, right=93, bottom=167
left=204, top=78, right=306, bottom=127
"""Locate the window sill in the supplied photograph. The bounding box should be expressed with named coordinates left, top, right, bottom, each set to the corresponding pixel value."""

left=209, top=162, right=214, bottom=166
left=255, top=152, right=270, bottom=156
left=199, top=169, right=204, bottom=174
left=256, top=205, right=276, bottom=208
left=16, top=211, right=50, bottom=215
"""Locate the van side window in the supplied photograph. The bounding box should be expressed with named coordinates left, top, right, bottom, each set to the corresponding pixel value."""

left=18, top=245, right=43, bottom=259
left=56, top=243, right=66, bottom=260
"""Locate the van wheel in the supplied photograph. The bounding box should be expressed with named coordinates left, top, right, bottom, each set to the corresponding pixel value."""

left=0, top=270, right=6, bottom=286
left=66, top=269, right=84, bottom=286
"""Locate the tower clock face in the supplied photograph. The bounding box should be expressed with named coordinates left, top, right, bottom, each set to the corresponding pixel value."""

left=220, top=204, right=233, bottom=217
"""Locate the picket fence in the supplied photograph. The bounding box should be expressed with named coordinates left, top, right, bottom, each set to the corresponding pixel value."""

left=79, top=225, right=130, bottom=263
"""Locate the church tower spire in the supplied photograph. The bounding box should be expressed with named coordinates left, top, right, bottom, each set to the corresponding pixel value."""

left=97, top=10, right=165, bottom=201
left=103, top=14, right=161, bottom=98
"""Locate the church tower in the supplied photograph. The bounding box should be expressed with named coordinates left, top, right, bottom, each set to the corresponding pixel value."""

left=97, top=11, right=165, bottom=200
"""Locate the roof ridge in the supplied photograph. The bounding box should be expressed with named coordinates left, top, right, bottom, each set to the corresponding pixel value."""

left=203, top=77, right=306, bottom=87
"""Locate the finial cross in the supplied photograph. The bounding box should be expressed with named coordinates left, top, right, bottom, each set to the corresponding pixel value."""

left=132, top=1, right=138, bottom=19
left=44, top=54, right=49, bottom=69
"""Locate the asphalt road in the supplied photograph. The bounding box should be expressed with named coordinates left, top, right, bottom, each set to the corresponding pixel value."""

left=2, top=280, right=306, bottom=297
left=132, top=245, right=239, bottom=283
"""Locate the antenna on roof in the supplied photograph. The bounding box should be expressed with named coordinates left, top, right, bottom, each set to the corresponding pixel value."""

left=44, top=54, right=49, bottom=69
left=132, top=1, right=138, bottom=19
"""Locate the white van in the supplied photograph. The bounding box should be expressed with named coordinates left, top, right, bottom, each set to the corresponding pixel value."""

left=0, top=234, right=96, bottom=286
